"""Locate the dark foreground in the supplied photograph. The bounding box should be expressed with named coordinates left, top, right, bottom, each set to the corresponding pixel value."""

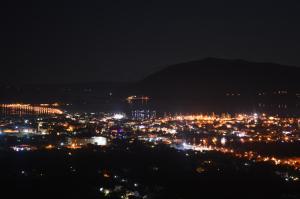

left=1, top=140, right=300, bottom=199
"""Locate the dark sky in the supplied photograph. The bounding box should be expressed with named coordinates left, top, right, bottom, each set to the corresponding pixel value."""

left=1, top=0, right=300, bottom=84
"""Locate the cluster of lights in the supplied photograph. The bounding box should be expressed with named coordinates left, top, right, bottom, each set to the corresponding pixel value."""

left=1, top=104, right=63, bottom=115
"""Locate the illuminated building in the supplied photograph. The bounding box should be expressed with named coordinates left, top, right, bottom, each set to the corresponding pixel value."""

left=67, top=136, right=108, bottom=147
left=132, top=110, right=156, bottom=120
left=126, top=95, right=156, bottom=120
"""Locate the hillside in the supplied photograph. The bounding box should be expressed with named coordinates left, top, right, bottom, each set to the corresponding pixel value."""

left=136, top=58, right=300, bottom=114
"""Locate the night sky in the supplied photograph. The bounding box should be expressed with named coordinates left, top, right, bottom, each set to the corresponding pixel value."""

left=1, top=1, right=300, bottom=84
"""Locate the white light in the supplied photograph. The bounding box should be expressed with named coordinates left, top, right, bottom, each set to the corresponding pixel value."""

left=113, top=113, right=124, bottom=120
left=104, top=189, right=110, bottom=196
left=169, top=129, right=177, bottom=134
left=139, top=125, right=145, bottom=129
left=221, top=137, right=226, bottom=145
left=282, top=131, right=291, bottom=135
left=92, top=136, right=107, bottom=146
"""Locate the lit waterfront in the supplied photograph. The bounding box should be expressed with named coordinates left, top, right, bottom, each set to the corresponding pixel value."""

left=0, top=104, right=63, bottom=115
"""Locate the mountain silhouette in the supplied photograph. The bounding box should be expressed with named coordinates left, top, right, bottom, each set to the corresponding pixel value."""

left=137, top=58, right=300, bottom=114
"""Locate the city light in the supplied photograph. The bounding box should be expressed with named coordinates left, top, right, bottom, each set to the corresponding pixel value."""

left=113, top=113, right=125, bottom=120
